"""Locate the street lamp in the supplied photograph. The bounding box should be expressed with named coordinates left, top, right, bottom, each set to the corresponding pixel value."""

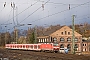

left=27, top=24, right=32, bottom=26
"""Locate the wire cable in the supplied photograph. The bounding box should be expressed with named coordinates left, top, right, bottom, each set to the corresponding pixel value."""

left=1, top=1, right=39, bottom=25
left=29, top=1, right=90, bottom=23
left=19, top=0, right=50, bottom=23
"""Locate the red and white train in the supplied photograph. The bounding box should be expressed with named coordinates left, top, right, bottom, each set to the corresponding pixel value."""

left=5, top=43, right=60, bottom=52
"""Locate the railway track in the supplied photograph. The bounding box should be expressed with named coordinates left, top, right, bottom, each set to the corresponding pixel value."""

left=0, top=48, right=90, bottom=60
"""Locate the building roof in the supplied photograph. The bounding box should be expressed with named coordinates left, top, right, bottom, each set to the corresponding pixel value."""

left=37, top=25, right=62, bottom=37
left=37, top=25, right=82, bottom=37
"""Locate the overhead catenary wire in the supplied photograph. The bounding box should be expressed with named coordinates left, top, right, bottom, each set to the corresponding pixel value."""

left=46, top=10, right=86, bottom=26
left=28, top=1, right=90, bottom=24
left=0, top=2, right=12, bottom=25
left=0, top=2, right=6, bottom=14
left=34, top=0, right=90, bottom=5
left=19, top=0, right=50, bottom=23
left=1, top=1, right=39, bottom=25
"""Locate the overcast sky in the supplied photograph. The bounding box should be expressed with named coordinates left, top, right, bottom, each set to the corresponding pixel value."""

left=0, top=0, right=90, bottom=32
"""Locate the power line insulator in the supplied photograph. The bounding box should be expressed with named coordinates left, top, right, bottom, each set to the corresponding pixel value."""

left=42, top=4, right=44, bottom=10
left=11, top=2, right=12, bottom=7
left=69, top=4, right=70, bottom=10
left=4, top=2, right=6, bottom=7
left=13, top=2, right=15, bottom=8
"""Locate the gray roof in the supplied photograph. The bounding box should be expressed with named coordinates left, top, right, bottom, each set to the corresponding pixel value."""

left=37, top=25, right=63, bottom=37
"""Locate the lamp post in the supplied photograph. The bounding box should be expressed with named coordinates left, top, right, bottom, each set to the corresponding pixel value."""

left=34, top=25, right=37, bottom=44
left=72, top=15, right=75, bottom=54
left=5, top=26, right=7, bottom=45
left=27, top=24, right=32, bottom=43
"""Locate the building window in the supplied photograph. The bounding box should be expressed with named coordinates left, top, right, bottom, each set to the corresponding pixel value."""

left=67, top=37, right=71, bottom=42
left=53, top=37, right=57, bottom=43
left=65, top=31, right=67, bottom=35
left=60, top=44, right=64, bottom=48
left=85, top=48, right=86, bottom=51
left=60, top=38, right=64, bottom=42
left=61, top=32, right=63, bottom=35
left=85, top=44, right=86, bottom=46
left=67, top=44, right=71, bottom=51
left=51, top=37, right=53, bottom=42
left=83, top=44, right=84, bottom=46
left=74, top=38, right=78, bottom=42
left=68, top=32, right=70, bottom=35
left=74, top=44, right=78, bottom=51
left=43, top=38, right=44, bottom=42
left=47, top=39, right=48, bottom=42
left=45, top=38, right=46, bottom=42
left=41, top=39, right=42, bottom=42
left=39, top=39, right=40, bottom=42
left=89, top=45, right=90, bottom=51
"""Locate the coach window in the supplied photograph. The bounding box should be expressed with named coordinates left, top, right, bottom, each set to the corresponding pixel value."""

left=60, top=44, right=64, bottom=48
left=23, top=45, right=25, bottom=48
left=29, top=46, right=31, bottom=48
left=15, top=45, right=16, bottom=48
left=31, top=45, right=33, bottom=48
left=53, top=37, right=57, bottom=43
left=20, top=45, right=22, bottom=48
left=60, top=38, right=64, bottom=42
left=13, top=45, right=14, bottom=48
left=75, top=38, right=78, bottom=42
left=26, top=45, right=28, bottom=48
left=34, top=45, right=37, bottom=49
left=67, top=37, right=71, bottom=42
